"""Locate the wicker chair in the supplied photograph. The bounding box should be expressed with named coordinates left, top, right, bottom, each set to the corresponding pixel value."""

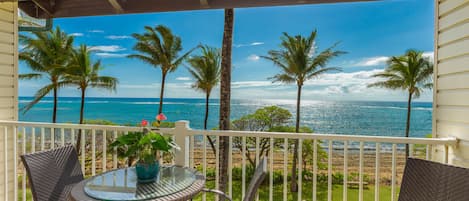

left=21, top=145, right=84, bottom=201
left=203, top=157, right=268, bottom=201
left=398, top=158, right=469, bottom=201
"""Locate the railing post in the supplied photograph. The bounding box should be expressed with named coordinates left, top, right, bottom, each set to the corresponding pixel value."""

left=444, top=145, right=449, bottom=164
left=174, top=121, right=190, bottom=167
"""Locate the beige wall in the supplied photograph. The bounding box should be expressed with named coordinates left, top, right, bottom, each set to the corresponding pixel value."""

left=434, top=0, right=469, bottom=167
left=0, top=1, right=18, bottom=200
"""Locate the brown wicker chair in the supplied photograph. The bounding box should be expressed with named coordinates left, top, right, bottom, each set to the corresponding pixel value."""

left=203, top=157, right=267, bottom=201
left=398, top=158, right=469, bottom=201
left=21, top=145, right=84, bottom=201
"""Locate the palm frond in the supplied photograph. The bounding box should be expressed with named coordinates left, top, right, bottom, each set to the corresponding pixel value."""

left=265, top=29, right=345, bottom=86
left=19, top=52, right=46, bottom=72
left=21, top=83, right=55, bottom=113
left=367, top=80, right=404, bottom=90
left=413, top=88, right=421, bottom=98
left=19, top=73, right=43, bottom=80
left=310, top=43, right=346, bottom=69
left=269, top=74, right=296, bottom=84
left=130, top=25, right=190, bottom=75
left=91, top=76, right=119, bottom=91
left=19, top=27, right=75, bottom=115
left=261, top=54, right=293, bottom=76
left=170, top=45, right=199, bottom=72
left=306, top=67, right=341, bottom=80
left=369, top=49, right=434, bottom=98
left=423, top=82, right=433, bottom=89
left=371, top=72, right=404, bottom=80
left=127, top=54, right=160, bottom=67
left=66, top=45, right=119, bottom=93
left=186, top=45, right=221, bottom=94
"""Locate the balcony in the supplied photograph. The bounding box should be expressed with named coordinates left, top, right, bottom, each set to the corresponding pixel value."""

left=1, top=120, right=457, bottom=201
left=0, top=0, right=468, bottom=200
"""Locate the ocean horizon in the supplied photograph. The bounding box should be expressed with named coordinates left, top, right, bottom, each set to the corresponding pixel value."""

left=18, top=97, right=433, bottom=138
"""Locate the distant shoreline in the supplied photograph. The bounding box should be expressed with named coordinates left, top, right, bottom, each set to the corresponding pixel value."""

left=18, top=96, right=433, bottom=104
left=18, top=98, right=433, bottom=138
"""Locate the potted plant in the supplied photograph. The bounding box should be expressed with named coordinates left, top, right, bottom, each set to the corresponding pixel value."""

left=110, top=114, right=178, bottom=183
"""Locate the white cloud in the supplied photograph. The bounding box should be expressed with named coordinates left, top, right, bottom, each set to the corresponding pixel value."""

left=232, top=81, right=275, bottom=88
left=119, top=82, right=193, bottom=89
left=303, top=69, right=384, bottom=87
left=228, top=69, right=431, bottom=101
left=95, top=53, right=128, bottom=58
left=176, top=77, right=191, bottom=81
left=69, top=33, right=84, bottom=37
left=348, top=51, right=434, bottom=68
left=235, top=70, right=382, bottom=94
left=351, top=56, right=389, bottom=67
left=423, top=51, right=434, bottom=61
left=247, top=54, right=260, bottom=61
left=232, top=70, right=384, bottom=90
left=108, top=82, right=199, bottom=98
left=89, top=45, right=126, bottom=52
left=308, top=41, right=317, bottom=57
left=250, top=42, right=264, bottom=46
left=119, top=83, right=159, bottom=89
left=235, top=42, right=264, bottom=48
left=88, top=30, right=104, bottom=33
left=90, top=45, right=127, bottom=58
left=106, top=35, right=132, bottom=40
left=19, top=68, right=433, bottom=101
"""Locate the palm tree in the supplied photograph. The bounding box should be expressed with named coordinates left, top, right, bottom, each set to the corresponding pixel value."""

left=368, top=50, right=433, bottom=158
left=65, top=44, right=118, bottom=152
left=128, top=25, right=194, bottom=115
left=187, top=45, right=221, bottom=154
left=19, top=27, right=74, bottom=123
left=263, top=30, right=345, bottom=192
left=218, top=8, right=234, bottom=198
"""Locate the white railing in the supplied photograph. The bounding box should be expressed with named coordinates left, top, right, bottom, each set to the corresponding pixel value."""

left=0, top=120, right=457, bottom=201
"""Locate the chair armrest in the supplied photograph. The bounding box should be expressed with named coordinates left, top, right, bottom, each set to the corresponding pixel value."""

left=202, top=188, right=232, bottom=201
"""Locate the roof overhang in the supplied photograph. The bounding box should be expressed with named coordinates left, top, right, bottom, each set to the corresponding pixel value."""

left=15, top=0, right=374, bottom=19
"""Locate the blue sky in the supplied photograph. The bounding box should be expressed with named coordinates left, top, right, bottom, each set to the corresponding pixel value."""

left=19, top=0, right=435, bottom=102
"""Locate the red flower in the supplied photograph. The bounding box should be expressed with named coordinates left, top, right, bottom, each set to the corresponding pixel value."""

left=141, top=119, right=148, bottom=127
left=156, top=113, right=167, bottom=121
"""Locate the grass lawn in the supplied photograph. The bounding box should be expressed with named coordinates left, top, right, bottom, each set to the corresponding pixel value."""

left=18, top=189, right=33, bottom=201
left=18, top=180, right=398, bottom=201
left=192, top=180, right=398, bottom=201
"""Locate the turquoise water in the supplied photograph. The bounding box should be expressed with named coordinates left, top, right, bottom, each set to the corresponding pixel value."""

left=18, top=97, right=432, bottom=138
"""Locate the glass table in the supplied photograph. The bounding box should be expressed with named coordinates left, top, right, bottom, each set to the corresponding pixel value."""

left=69, top=166, right=205, bottom=201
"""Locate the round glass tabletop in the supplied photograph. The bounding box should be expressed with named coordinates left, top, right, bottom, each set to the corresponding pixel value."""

left=84, top=166, right=196, bottom=201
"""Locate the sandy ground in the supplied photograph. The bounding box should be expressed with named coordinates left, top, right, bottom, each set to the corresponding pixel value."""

left=190, top=148, right=425, bottom=185
left=19, top=146, right=423, bottom=187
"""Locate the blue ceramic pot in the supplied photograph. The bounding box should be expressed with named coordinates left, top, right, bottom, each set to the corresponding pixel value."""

left=136, top=160, right=159, bottom=183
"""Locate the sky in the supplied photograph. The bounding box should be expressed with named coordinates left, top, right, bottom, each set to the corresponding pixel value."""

left=18, top=0, right=435, bottom=102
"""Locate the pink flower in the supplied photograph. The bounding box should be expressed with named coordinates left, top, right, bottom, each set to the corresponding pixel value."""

left=156, top=113, right=167, bottom=121
left=141, top=119, right=148, bottom=127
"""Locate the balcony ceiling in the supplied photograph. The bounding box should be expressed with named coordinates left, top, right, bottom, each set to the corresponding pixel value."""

left=18, top=0, right=373, bottom=19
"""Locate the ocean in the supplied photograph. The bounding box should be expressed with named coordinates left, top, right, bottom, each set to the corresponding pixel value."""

left=18, top=97, right=433, bottom=138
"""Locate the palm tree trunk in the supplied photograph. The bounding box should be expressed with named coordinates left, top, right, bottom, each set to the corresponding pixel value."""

left=219, top=8, right=234, bottom=200
left=205, top=93, right=217, bottom=155
left=76, top=88, right=86, bottom=154
left=291, top=84, right=302, bottom=192
left=405, top=92, right=413, bottom=159
left=204, top=93, right=210, bottom=130
left=295, top=85, right=302, bottom=133
left=51, top=84, right=58, bottom=150
left=79, top=88, right=85, bottom=125
left=158, top=72, right=167, bottom=115
left=52, top=86, right=58, bottom=123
